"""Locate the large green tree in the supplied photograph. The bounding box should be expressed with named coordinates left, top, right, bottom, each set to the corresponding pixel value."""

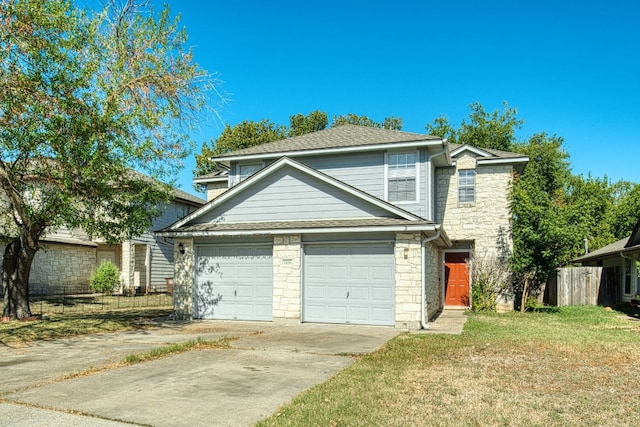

left=426, top=101, right=523, bottom=150
left=0, top=0, right=214, bottom=318
left=510, top=134, right=577, bottom=305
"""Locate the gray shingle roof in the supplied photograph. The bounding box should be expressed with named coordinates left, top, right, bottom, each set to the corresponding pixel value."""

left=171, top=188, right=206, bottom=206
left=213, top=124, right=442, bottom=159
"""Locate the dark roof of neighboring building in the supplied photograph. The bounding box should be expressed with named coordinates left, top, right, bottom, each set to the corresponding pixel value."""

left=172, top=188, right=206, bottom=206
left=574, top=217, right=640, bottom=262
left=212, top=124, right=443, bottom=159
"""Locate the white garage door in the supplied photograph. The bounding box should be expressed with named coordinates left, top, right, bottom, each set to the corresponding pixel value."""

left=194, top=245, right=273, bottom=321
left=303, top=243, right=395, bottom=326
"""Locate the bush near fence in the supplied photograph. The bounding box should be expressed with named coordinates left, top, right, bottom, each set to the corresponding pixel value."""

left=29, top=287, right=173, bottom=316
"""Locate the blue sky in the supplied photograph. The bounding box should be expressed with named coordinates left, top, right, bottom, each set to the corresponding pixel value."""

left=155, top=0, right=640, bottom=196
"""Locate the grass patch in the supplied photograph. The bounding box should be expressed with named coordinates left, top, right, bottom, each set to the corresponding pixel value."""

left=0, top=308, right=172, bottom=344
left=257, top=306, right=640, bottom=427
left=123, top=337, right=233, bottom=364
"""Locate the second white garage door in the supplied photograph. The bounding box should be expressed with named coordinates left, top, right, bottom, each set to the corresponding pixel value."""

left=194, top=245, right=273, bottom=321
left=303, top=243, right=395, bottom=326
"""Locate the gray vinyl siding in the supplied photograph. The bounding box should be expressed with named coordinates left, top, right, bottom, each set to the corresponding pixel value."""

left=261, top=149, right=432, bottom=220
left=194, top=167, right=397, bottom=224
left=134, top=201, right=200, bottom=291
left=296, top=151, right=385, bottom=198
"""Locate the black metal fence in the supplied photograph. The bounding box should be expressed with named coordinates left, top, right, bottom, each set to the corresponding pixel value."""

left=29, top=287, right=173, bottom=316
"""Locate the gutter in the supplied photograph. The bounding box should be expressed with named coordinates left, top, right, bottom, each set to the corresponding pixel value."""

left=421, top=226, right=442, bottom=330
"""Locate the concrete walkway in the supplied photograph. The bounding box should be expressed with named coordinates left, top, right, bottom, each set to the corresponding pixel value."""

left=417, top=309, right=468, bottom=334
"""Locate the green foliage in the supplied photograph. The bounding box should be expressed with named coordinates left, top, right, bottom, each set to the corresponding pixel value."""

left=510, top=133, right=575, bottom=291
left=426, top=101, right=522, bottom=150
left=289, top=110, right=328, bottom=137
left=331, top=113, right=403, bottom=130
left=90, top=260, right=120, bottom=294
left=468, top=251, right=512, bottom=312
left=0, top=0, right=215, bottom=317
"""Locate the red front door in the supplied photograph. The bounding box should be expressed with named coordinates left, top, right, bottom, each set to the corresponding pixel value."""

left=445, top=252, right=470, bottom=307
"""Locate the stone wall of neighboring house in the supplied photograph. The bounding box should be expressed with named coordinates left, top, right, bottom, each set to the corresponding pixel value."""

left=29, top=242, right=96, bottom=294
left=272, top=234, right=301, bottom=319
left=436, top=154, right=513, bottom=257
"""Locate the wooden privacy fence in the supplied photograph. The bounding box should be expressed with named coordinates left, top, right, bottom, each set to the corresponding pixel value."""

left=547, top=266, right=618, bottom=306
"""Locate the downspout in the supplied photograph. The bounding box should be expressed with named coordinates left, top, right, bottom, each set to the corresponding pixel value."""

left=421, top=226, right=442, bottom=329
left=420, top=138, right=449, bottom=329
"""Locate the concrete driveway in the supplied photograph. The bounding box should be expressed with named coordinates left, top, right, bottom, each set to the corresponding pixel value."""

left=0, top=320, right=399, bottom=426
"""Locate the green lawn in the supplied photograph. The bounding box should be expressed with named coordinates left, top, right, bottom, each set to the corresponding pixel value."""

left=0, top=307, right=172, bottom=343
left=257, top=306, right=640, bottom=427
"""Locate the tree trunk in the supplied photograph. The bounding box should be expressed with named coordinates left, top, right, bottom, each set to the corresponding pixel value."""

left=2, top=231, right=40, bottom=320
left=520, top=276, right=529, bottom=313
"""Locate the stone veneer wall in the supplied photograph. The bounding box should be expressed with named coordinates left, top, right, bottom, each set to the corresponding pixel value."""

left=272, top=235, right=301, bottom=319
left=173, top=238, right=194, bottom=320
left=206, top=183, right=228, bottom=202
left=394, top=232, right=423, bottom=329
left=437, top=153, right=515, bottom=311
left=29, top=243, right=96, bottom=294
left=436, top=154, right=513, bottom=256
left=424, top=241, right=442, bottom=319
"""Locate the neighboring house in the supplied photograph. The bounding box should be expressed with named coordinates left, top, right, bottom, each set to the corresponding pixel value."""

left=573, top=217, right=640, bottom=303
left=11, top=188, right=205, bottom=295
left=158, top=125, right=528, bottom=328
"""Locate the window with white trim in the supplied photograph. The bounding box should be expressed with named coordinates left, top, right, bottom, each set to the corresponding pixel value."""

left=231, top=163, right=262, bottom=186
left=386, top=152, right=418, bottom=202
left=458, top=170, right=476, bottom=203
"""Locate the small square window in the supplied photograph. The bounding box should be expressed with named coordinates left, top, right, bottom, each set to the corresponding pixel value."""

left=458, top=170, right=476, bottom=203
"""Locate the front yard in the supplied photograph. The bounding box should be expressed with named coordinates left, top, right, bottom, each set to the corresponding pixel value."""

left=258, top=306, right=640, bottom=426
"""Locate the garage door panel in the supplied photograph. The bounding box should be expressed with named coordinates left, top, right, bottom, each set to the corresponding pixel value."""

left=327, top=284, right=348, bottom=299
left=371, top=285, right=393, bottom=301
left=372, top=265, right=394, bottom=280
left=303, top=243, right=394, bottom=326
left=327, top=265, right=348, bottom=280
left=195, top=245, right=273, bottom=321
left=348, top=285, right=370, bottom=302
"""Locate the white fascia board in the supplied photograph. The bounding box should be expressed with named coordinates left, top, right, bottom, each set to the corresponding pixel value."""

left=157, top=223, right=439, bottom=238
left=477, top=156, right=529, bottom=165
left=450, top=144, right=492, bottom=158
left=193, top=176, right=229, bottom=184
left=211, top=139, right=445, bottom=163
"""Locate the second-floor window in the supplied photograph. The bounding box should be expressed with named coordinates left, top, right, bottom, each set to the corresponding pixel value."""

left=233, top=163, right=262, bottom=186
left=386, top=152, right=418, bottom=202
left=458, top=170, right=476, bottom=203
